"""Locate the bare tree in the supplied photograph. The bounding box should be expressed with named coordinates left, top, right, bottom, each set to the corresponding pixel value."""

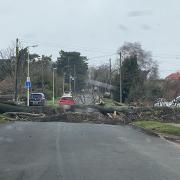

left=0, top=44, right=16, bottom=80
left=118, top=42, right=159, bottom=79
left=0, top=43, right=15, bottom=59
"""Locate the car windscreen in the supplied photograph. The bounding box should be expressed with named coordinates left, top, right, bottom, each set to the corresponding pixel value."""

left=30, top=94, right=42, bottom=99
left=60, top=97, right=73, bottom=101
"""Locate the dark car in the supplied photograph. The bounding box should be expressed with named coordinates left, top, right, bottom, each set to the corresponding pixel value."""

left=29, top=93, right=46, bottom=106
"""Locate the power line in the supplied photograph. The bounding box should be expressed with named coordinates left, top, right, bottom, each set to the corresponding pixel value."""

left=20, top=39, right=115, bottom=54
left=88, top=53, right=117, bottom=60
left=154, top=52, right=180, bottom=56
left=153, top=55, right=180, bottom=59
left=6, top=38, right=180, bottom=56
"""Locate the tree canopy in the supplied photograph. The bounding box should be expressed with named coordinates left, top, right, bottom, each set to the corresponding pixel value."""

left=113, top=42, right=160, bottom=103
left=119, top=42, right=159, bottom=80
left=56, top=50, right=88, bottom=91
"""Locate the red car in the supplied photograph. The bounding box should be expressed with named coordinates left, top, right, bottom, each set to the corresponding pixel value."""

left=58, top=96, right=76, bottom=106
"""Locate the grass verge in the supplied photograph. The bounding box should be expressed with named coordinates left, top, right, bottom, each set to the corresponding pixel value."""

left=103, top=98, right=125, bottom=107
left=133, top=121, right=180, bottom=136
left=0, top=115, right=8, bottom=123
left=46, top=99, right=59, bottom=107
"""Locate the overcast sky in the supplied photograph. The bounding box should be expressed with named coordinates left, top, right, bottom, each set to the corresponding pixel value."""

left=0, top=0, right=180, bottom=78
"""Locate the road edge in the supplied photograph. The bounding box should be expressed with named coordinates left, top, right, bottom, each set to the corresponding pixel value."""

left=130, top=124, right=180, bottom=147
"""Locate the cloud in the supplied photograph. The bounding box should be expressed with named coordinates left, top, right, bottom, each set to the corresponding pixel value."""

left=23, top=33, right=37, bottom=39
left=140, top=24, right=151, bottom=30
left=118, top=24, right=128, bottom=31
left=128, top=10, right=152, bottom=17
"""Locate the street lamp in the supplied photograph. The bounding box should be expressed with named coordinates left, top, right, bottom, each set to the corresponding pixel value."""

left=53, top=68, right=57, bottom=104
left=119, top=52, right=122, bottom=103
left=26, top=45, right=38, bottom=106
left=62, top=72, right=65, bottom=94
left=61, top=65, right=69, bottom=95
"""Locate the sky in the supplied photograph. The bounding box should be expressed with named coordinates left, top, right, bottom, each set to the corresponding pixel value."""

left=0, top=0, right=180, bottom=78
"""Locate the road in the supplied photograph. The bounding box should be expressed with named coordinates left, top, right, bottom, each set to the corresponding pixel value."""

left=0, top=122, right=180, bottom=180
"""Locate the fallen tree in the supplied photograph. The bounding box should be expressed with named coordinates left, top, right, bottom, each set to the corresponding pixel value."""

left=1, top=102, right=180, bottom=124
left=0, top=103, right=63, bottom=115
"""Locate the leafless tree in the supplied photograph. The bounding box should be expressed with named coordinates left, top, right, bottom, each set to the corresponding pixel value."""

left=118, top=42, right=159, bottom=79
left=0, top=43, right=16, bottom=80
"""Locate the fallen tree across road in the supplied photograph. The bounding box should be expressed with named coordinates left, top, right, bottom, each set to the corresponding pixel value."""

left=0, top=102, right=180, bottom=124
left=0, top=103, right=64, bottom=115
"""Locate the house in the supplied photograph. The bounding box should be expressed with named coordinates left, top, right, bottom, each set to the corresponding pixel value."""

left=166, top=72, right=180, bottom=80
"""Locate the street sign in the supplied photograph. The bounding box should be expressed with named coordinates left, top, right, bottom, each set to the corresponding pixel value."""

left=25, top=81, right=31, bottom=88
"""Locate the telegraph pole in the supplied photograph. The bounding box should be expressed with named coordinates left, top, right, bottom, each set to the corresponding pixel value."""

left=109, top=58, right=112, bottom=85
left=41, top=55, right=44, bottom=92
left=119, top=52, right=122, bottom=103
left=27, top=51, right=30, bottom=106
left=68, top=57, right=71, bottom=91
left=62, top=72, right=65, bottom=94
left=52, top=68, right=57, bottom=104
left=109, top=58, right=112, bottom=97
left=73, top=64, right=76, bottom=93
left=14, top=38, right=19, bottom=102
left=26, top=45, right=38, bottom=106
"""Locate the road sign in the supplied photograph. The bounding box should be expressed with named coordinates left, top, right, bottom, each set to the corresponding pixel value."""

left=25, top=81, right=31, bottom=88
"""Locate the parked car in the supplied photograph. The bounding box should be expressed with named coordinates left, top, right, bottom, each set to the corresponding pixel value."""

left=171, top=96, right=180, bottom=107
left=29, top=93, right=46, bottom=106
left=154, top=98, right=167, bottom=107
left=63, top=91, right=72, bottom=97
left=103, top=92, right=111, bottom=98
left=154, top=96, right=180, bottom=107
left=58, top=95, right=76, bottom=106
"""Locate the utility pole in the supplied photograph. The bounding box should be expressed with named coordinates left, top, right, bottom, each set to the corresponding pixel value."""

left=14, top=38, right=19, bottom=102
left=68, top=57, right=71, bottom=91
left=69, top=75, right=72, bottom=91
left=27, top=50, right=30, bottom=106
left=52, top=68, right=57, bottom=104
left=41, top=55, right=44, bottom=92
left=26, top=45, right=38, bottom=106
left=109, top=58, right=112, bottom=95
left=119, top=52, right=122, bottom=103
left=73, top=64, right=76, bottom=94
left=62, top=72, right=65, bottom=94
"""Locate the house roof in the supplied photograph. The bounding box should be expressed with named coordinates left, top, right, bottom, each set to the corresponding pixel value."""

left=166, top=72, right=180, bottom=79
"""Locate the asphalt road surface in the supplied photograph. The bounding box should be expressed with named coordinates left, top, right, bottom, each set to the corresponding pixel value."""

left=0, top=122, right=180, bottom=180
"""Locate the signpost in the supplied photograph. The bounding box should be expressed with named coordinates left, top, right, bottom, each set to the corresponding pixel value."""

left=25, top=77, right=31, bottom=106
left=25, top=45, right=38, bottom=106
left=25, top=81, right=31, bottom=88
